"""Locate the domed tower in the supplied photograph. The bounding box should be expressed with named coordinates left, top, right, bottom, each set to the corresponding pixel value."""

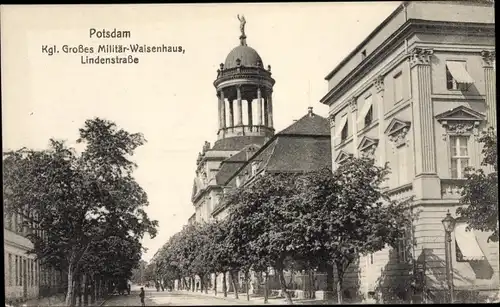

left=213, top=15, right=275, bottom=146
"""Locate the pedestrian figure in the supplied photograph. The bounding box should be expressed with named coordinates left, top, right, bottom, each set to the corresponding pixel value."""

left=127, top=280, right=131, bottom=295
left=139, top=287, right=146, bottom=307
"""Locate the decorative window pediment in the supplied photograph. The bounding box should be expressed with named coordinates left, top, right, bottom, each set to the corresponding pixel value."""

left=436, top=106, right=485, bottom=137
left=358, top=136, right=379, bottom=158
left=335, top=150, right=353, bottom=164
left=385, top=118, right=411, bottom=148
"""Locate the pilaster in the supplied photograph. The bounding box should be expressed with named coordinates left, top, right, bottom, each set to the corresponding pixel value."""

left=219, top=90, right=226, bottom=130
left=410, top=47, right=440, bottom=199
left=328, top=114, right=336, bottom=170
left=257, top=87, right=263, bottom=126
left=236, top=86, right=243, bottom=126
left=481, top=50, right=496, bottom=130
left=349, top=98, right=358, bottom=157
left=374, top=75, right=386, bottom=167
left=267, top=90, right=274, bottom=128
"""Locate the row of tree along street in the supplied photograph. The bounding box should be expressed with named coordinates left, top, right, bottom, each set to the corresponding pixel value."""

left=149, top=127, right=498, bottom=305
left=3, top=118, right=159, bottom=307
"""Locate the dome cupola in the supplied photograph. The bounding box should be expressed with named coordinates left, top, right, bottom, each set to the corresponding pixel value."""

left=213, top=15, right=276, bottom=144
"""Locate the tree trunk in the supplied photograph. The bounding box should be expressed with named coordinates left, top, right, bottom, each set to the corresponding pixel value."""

left=92, top=275, right=97, bottom=304
left=65, top=266, right=75, bottom=306
left=230, top=271, right=239, bottom=299
left=214, top=273, right=218, bottom=296
left=277, top=267, right=293, bottom=305
left=71, top=278, right=78, bottom=307
left=264, top=271, right=269, bottom=304
left=192, top=277, right=195, bottom=292
left=204, top=275, right=208, bottom=294
left=83, top=274, right=89, bottom=306
left=245, top=271, right=250, bottom=301
left=326, top=262, right=334, bottom=293
left=308, top=269, right=315, bottom=299
left=76, top=275, right=82, bottom=307
left=222, top=272, right=228, bottom=297
left=335, top=262, right=344, bottom=304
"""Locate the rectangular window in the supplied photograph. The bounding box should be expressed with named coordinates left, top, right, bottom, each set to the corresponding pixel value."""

left=364, top=106, right=373, bottom=127
left=393, top=72, right=403, bottom=103
left=8, top=254, right=13, bottom=286
left=13, top=213, right=18, bottom=233
left=8, top=213, right=13, bottom=231
left=15, top=256, right=18, bottom=286
left=446, top=60, right=473, bottom=91
left=341, top=119, right=348, bottom=141
left=17, top=213, right=23, bottom=234
left=251, top=162, right=258, bottom=176
left=450, top=135, right=469, bottom=179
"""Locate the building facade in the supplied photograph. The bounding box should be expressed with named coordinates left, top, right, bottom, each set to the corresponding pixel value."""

left=320, top=0, right=498, bottom=303
left=4, top=210, right=64, bottom=303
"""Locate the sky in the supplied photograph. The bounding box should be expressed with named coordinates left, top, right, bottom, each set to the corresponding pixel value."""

left=2, top=2, right=401, bottom=262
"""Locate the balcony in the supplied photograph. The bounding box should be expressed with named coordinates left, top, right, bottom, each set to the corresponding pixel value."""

left=386, top=183, right=413, bottom=203
left=440, top=179, right=466, bottom=199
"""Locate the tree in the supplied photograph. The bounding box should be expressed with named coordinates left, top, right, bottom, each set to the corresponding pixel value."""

left=223, top=156, right=411, bottom=305
left=457, top=127, right=498, bottom=242
left=224, top=172, right=306, bottom=304
left=305, top=159, right=410, bottom=304
left=3, top=118, right=158, bottom=306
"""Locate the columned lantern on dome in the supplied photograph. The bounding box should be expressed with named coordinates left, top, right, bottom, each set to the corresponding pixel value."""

left=213, top=15, right=276, bottom=141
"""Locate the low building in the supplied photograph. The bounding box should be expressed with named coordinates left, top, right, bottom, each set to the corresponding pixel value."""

left=3, top=211, right=64, bottom=303
left=320, top=0, right=498, bottom=303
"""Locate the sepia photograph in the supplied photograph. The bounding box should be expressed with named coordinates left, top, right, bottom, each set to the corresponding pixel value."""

left=1, top=1, right=498, bottom=306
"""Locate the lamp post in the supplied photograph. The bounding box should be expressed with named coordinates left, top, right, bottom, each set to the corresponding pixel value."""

left=441, top=211, right=456, bottom=303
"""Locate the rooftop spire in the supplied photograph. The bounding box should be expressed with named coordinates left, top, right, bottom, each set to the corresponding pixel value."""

left=237, top=14, right=247, bottom=46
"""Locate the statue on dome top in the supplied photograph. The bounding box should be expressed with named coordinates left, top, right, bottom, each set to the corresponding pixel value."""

left=237, top=14, right=246, bottom=37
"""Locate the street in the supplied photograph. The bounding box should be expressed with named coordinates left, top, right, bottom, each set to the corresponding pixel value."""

left=102, top=286, right=258, bottom=306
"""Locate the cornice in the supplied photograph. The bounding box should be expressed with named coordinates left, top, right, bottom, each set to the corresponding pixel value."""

left=321, top=19, right=495, bottom=107
left=191, top=184, right=223, bottom=203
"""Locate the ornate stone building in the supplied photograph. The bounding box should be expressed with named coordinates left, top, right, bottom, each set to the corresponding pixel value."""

left=190, top=17, right=275, bottom=225
left=188, top=16, right=333, bottom=297
left=320, top=0, right=497, bottom=303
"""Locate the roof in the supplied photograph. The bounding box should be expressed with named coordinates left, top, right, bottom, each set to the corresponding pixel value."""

left=278, top=110, right=330, bottom=136
left=221, top=110, right=332, bottom=186
left=215, top=144, right=261, bottom=185
left=225, top=45, right=263, bottom=69
left=212, top=136, right=268, bottom=151
left=265, top=136, right=332, bottom=173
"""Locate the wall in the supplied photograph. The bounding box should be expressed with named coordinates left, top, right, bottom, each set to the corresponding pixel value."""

left=4, top=230, right=39, bottom=302
left=413, top=204, right=499, bottom=302
left=326, top=0, right=494, bottom=91
left=406, top=1, right=495, bottom=24
left=326, top=5, right=407, bottom=91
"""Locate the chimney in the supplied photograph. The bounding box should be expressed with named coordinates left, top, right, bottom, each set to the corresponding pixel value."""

left=308, top=106, right=314, bottom=117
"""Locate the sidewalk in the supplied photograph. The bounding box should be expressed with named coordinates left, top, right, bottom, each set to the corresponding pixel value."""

left=171, top=289, right=338, bottom=305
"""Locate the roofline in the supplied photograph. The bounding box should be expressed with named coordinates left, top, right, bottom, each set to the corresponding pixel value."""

left=320, top=19, right=495, bottom=105
left=223, top=133, right=331, bottom=185
left=324, top=1, right=408, bottom=80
